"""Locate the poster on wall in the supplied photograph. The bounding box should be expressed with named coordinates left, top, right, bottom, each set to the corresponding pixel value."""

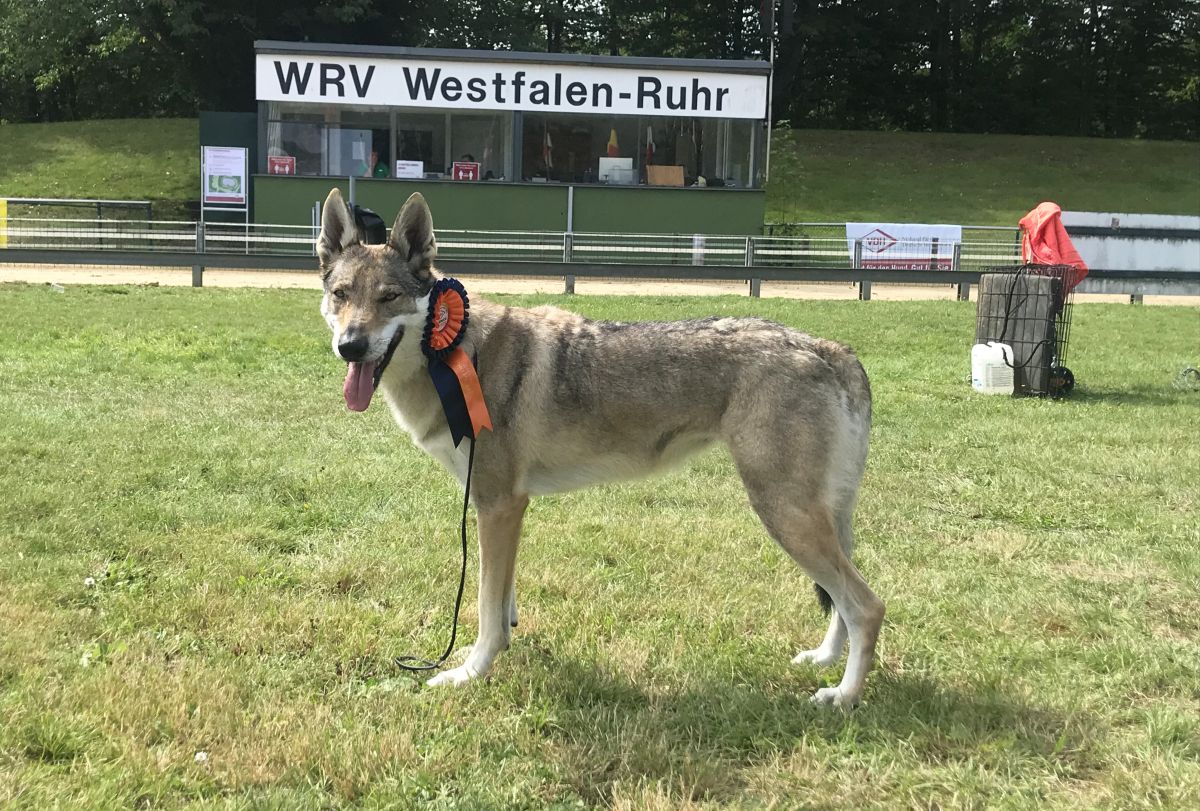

left=202, top=146, right=248, bottom=205
left=845, top=222, right=962, bottom=270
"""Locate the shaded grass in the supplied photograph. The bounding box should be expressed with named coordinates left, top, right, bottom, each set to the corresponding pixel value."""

left=0, top=283, right=1197, bottom=808
left=0, top=119, right=198, bottom=205
left=767, top=128, right=1200, bottom=225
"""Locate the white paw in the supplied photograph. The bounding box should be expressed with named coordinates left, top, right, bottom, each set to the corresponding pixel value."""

left=426, top=664, right=481, bottom=688
left=810, top=686, right=858, bottom=708
left=792, top=648, right=841, bottom=668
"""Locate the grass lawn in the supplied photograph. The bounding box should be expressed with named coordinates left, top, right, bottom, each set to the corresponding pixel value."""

left=0, top=119, right=198, bottom=207
left=767, top=128, right=1200, bottom=225
left=1, top=283, right=1197, bottom=808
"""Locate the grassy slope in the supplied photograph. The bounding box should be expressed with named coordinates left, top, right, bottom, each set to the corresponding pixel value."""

left=767, top=128, right=1200, bottom=225
left=2, top=118, right=1197, bottom=225
left=0, top=119, right=198, bottom=203
left=0, top=284, right=1197, bottom=808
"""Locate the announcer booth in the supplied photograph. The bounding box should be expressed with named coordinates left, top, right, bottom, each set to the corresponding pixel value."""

left=251, top=41, right=770, bottom=234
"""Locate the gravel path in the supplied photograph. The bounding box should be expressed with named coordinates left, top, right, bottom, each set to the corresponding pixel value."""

left=1, top=264, right=1191, bottom=305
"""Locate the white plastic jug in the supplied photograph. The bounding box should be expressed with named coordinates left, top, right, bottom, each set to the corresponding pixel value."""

left=971, top=342, right=1015, bottom=395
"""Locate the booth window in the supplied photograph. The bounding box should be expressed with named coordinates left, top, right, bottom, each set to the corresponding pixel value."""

left=265, top=101, right=755, bottom=186
left=520, top=113, right=758, bottom=188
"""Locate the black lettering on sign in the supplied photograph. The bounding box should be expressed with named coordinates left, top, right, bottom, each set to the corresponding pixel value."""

left=690, top=78, right=711, bottom=111
left=511, top=71, right=526, bottom=104
left=716, top=87, right=729, bottom=111
left=530, top=79, right=550, bottom=105
left=403, top=67, right=441, bottom=100
left=350, top=65, right=375, bottom=97
left=566, top=81, right=586, bottom=106
left=638, top=76, right=661, bottom=109
left=593, top=82, right=613, bottom=107
left=320, top=63, right=346, bottom=97
left=274, top=61, right=313, bottom=94
left=442, top=76, right=462, bottom=102
left=666, top=85, right=686, bottom=111
left=467, top=77, right=487, bottom=102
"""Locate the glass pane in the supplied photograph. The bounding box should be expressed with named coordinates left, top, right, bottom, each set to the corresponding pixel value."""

left=269, top=101, right=332, bottom=123
left=521, top=113, right=642, bottom=183
left=396, top=111, right=447, bottom=176
left=449, top=113, right=511, bottom=181
left=518, top=112, right=759, bottom=187
left=268, top=121, right=325, bottom=176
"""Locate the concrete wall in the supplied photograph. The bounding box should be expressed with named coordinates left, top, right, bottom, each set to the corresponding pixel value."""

left=253, top=175, right=765, bottom=235
left=1064, top=211, right=1200, bottom=272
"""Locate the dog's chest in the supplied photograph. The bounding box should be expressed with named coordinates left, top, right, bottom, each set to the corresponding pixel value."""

left=379, top=369, right=468, bottom=484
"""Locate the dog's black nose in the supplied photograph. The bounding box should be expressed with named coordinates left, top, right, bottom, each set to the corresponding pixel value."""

left=338, top=336, right=370, bottom=362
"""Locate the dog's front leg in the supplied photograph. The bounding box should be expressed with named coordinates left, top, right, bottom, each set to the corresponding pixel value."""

left=427, top=495, right=528, bottom=688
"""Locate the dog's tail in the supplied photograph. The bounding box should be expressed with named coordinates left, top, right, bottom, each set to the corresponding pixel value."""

left=814, top=583, right=833, bottom=615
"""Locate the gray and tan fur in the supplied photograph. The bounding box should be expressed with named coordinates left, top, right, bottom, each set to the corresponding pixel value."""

left=317, top=189, right=884, bottom=706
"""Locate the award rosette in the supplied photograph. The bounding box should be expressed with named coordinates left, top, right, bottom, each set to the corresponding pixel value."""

left=420, top=278, right=493, bottom=446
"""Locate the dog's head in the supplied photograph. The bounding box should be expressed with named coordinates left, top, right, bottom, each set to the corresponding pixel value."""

left=317, top=188, right=437, bottom=412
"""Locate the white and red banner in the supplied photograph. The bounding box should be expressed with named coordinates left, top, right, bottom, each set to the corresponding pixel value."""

left=846, top=222, right=962, bottom=270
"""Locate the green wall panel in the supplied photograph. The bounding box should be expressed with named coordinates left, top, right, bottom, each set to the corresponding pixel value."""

left=253, top=177, right=764, bottom=236
left=572, top=186, right=764, bottom=235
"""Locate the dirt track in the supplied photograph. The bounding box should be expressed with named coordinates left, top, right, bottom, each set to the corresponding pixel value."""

left=1, top=264, right=1193, bottom=305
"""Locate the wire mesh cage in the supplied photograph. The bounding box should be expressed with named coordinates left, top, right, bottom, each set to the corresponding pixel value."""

left=975, top=264, right=1078, bottom=397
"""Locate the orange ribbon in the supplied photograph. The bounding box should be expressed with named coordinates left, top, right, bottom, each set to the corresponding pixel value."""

left=444, top=346, right=492, bottom=437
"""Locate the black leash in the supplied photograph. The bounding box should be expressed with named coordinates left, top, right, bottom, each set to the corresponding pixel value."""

left=394, top=436, right=475, bottom=672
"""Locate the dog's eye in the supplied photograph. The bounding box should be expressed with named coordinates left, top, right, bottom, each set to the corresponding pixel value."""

left=379, top=292, right=401, bottom=303
left=331, top=289, right=347, bottom=301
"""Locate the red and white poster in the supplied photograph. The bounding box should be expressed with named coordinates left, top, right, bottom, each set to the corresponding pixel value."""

left=267, top=155, right=296, bottom=175
left=846, top=222, right=963, bottom=270
left=451, top=161, right=480, bottom=181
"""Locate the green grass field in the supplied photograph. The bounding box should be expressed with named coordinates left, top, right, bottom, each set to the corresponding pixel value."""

left=2, top=118, right=1196, bottom=225
left=0, top=119, right=198, bottom=208
left=1, top=283, right=1197, bottom=809
left=767, top=128, right=1200, bottom=225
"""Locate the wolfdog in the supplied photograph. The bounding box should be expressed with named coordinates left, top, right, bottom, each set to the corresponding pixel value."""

left=317, top=189, right=883, bottom=706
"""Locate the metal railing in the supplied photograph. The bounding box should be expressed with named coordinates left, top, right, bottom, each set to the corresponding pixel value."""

left=3, top=215, right=1193, bottom=300
left=0, top=216, right=1023, bottom=270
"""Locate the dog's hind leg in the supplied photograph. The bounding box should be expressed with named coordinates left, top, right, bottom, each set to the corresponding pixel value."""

left=427, top=495, right=528, bottom=688
left=791, top=506, right=856, bottom=668
left=759, top=500, right=882, bottom=707
left=735, top=452, right=883, bottom=707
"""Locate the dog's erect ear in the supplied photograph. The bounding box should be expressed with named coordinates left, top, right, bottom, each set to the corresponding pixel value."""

left=317, top=188, right=358, bottom=268
left=388, top=192, right=437, bottom=279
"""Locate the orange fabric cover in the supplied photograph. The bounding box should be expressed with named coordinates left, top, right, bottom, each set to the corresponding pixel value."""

left=1019, top=201, right=1088, bottom=292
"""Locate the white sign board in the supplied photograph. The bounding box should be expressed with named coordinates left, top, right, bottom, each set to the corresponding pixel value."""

left=202, top=146, right=248, bottom=206
left=257, top=54, right=769, bottom=120
left=394, top=160, right=424, bottom=179
left=846, top=222, right=963, bottom=270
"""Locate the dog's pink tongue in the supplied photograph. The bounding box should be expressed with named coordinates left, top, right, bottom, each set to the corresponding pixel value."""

left=343, top=361, right=378, bottom=412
